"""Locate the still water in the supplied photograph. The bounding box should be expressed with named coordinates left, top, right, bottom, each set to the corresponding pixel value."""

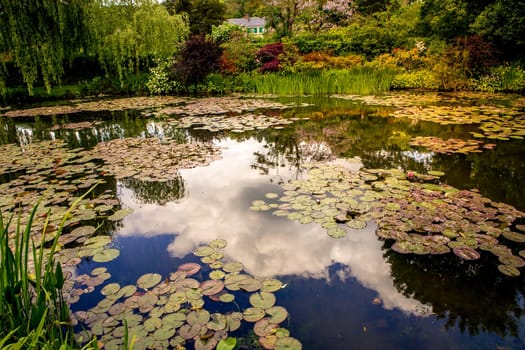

left=1, top=93, right=525, bottom=349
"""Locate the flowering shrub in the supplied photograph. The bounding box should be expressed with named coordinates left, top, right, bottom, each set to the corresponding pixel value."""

left=146, top=60, right=180, bottom=95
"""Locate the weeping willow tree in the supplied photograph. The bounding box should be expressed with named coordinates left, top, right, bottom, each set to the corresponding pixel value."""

left=89, top=0, right=189, bottom=86
left=0, top=0, right=91, bottom=95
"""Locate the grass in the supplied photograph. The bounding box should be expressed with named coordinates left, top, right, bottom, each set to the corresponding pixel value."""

left=248, top=67, right=396, bottom=95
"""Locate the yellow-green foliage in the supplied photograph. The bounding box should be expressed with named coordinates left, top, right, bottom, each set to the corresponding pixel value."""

left=391, top=70, right=440, bottom=90
left=295, top=51, right=364, bottom=71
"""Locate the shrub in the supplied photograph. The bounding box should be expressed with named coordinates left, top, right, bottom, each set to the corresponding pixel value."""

left=256, top=43, right=285, bottom=73
left=391, top=70, right=440, bottom=90
left=472, top=64, right=525, bottom=92
left=172, top=36, right=223, bottom=86
left=146, top=60, right=181, bottom=95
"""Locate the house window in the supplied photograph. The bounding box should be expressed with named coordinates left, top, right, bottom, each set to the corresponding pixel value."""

left=259, top=27, right=264, bottom=33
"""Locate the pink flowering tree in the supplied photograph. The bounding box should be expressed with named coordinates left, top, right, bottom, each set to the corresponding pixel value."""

left=264, top=0, right=354, bottom=37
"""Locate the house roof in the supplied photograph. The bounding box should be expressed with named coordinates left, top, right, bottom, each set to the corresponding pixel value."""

left=227, top=17, right=266, bottom=28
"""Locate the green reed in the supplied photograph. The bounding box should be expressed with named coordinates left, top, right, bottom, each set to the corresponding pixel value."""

left=0, top=188, right=97, bottom=349
left=250, top=67, right=395, bottom=95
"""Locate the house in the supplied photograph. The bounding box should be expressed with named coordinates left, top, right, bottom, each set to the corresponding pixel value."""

left=226, top=17, right=267, bottom=35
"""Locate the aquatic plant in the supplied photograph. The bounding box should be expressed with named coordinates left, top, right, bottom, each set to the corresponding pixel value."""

left=73, top=239, right=302, bottom=350
left=253, top=161, right=525, bottom=277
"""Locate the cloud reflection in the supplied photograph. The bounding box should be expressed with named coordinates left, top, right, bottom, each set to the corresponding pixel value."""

left=116, top=138, right=430, bottom=316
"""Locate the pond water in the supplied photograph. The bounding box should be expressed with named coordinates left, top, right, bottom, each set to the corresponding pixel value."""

left=1, top=93, right=525, bottom=349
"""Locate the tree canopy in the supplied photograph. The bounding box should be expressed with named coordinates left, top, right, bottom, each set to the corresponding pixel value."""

left=0, top=0, right=90, bottom=94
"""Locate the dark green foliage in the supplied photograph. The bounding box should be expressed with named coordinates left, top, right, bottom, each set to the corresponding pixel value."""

left=355, top=0, right=390, bottom=15
left=172, top=36, right=223, bottom=85
left=471, top=0, right=525, bottom=57
left=189, top=0, right=227, bottom=35
left=0, top=0, right=91, bottom=94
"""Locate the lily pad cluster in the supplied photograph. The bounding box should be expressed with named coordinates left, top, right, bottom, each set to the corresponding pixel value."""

left=253, top=162, right=525, bottom=277
left=163, top=113, right=295, bottom=133
left=73, top=239, right=302, bottom=350
left=0, top=139, right=131, bottom=238
left=151, top=97, right=302, bottom=118
left=391, top=105, right=525, bottom=141
left=86, top=137, right=222, bottom=181
left=2, top=96, right=187, bottom=117
left=409, top=136, right=495, bottom=154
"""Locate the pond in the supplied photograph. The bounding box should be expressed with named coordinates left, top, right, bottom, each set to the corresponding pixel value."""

left=1, top=92, right=525, bottom=349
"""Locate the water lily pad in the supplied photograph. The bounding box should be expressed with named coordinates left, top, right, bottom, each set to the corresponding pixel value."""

left=108, top=208, right=134, bottom=221
left=101, top=283, right=120, bottom=296
left=275, top=337, right=302, bottom=350
left=260, top=335, right=278, bottom=350
left=498, top=264, right=520, bottom=277
left=239, top=277, right=263, bottom=292
left=194, top=246, right=215, bottom=257
left=219, top=293, right=235, bottom=303
left=201, top=279, right=225, bottom=296
left=498, top=254, right=525, bottom=267
left=453, top=246, right=481, bottom=260
left=223, top=261, right=244, bottom=273
left=178, top=262, right=201, bottom=276
left=209, top=270, right=226, bottom=280
left=179, top=324, right=201, bottom=339
left=266, top=306, right=288, bottom=324
left=261, top=279, right=283, bottom=292
left=254, top=318, right=278, bottom=337
left=137, top=273, right=162, bottom=290
left=207, top=313, right=227, bottom=331
left=243, top=307, right=265, bottom=322
left=502, top=231, right=525, bottom=243
left=209, top=239, right=227, bottom=249
left=187, top=309, right=210, bottom=326
left=250, top=292, right=276, bottom=309
left=153, top=326, right=176, bottom=341
left=327, top=227, right=347, bottom=239
left=225, top=274, right=251, bottom=291
left=163, top=312, right=186, bottom=329
left=93, top=248, right=120, bottom=263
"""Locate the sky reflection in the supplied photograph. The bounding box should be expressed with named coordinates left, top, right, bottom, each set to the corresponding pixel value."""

left=116, top=138, right=430, bottom=316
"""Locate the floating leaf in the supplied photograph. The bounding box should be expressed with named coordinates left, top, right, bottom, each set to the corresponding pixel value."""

left=93, top=248, right=120, bottom=263
left=209, top=239, right=227, bottom=249
left=108, top=208, right=134, bottom=221
left=243, top=307, right=265, bottom=322
left=261, top=279, right=283, bottom=292
left=219, top=293, right=235, bottom=303
left=453, top=246, right=481, bottom=260
left=178, top=262, right=201, bottom=276
left=498, top=264, right=520, bottom=277
left=194, top=246, right=215, bottom=257
left=275, top=337, right=302, bottom=350
left=223, top=261, right=244, bottom=273
left=250, top=292, right=276, bottom=309
left=201, top=280, right=225, bottom=296
left=187, top=309, right=210, bottom=326
left=266, top=306, right=288, bottom=324
left=137, top=273, right=162, bottom=290
left=254, top=318, right=278, bottom=337
left=101, top=283, right=120, bottom=296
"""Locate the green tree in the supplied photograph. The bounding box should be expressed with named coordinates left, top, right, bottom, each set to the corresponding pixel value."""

left=471, top=0, right=525, bottom=56
left=189, top=0, right=227, bottom=35
left=89, top=0, right=189, bottom=85
left=0, top=0, right=91, bottom=95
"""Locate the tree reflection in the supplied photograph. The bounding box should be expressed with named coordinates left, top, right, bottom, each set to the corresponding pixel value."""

left=120, top=174, right=186, bottom=205
left=385, top=247, right=525, bottom=337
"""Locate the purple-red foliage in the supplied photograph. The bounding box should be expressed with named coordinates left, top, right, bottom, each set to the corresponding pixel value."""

left=172, top=35, right=223, bottom=85
left=256, top=43, right=285, bottom=73
left=453, top=35, right=500, bottom=76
